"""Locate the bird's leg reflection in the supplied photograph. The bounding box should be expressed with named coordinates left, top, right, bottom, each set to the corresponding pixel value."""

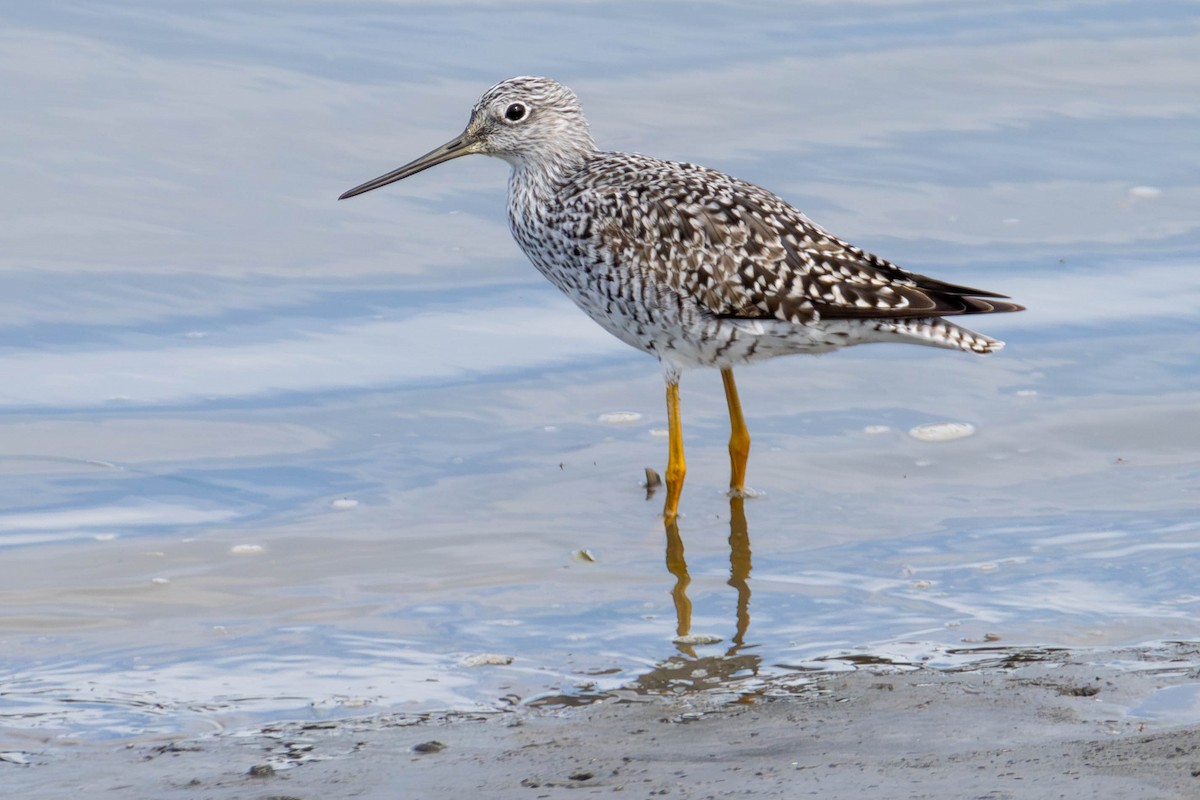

left=662, top=493, right=753, bottom=655
left=662, top=514, right=694, bottom=654
left=726, top=494, right=752, bottom=651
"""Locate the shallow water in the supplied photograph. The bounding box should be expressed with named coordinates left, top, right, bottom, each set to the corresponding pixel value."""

left=2, top=1, right=1199, bottom=745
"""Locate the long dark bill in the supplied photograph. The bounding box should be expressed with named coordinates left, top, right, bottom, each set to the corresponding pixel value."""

left=338, top=133, right=476, bottom=200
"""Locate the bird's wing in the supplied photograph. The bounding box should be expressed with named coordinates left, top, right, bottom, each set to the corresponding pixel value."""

left=581, top=158, right=1020, bottom=323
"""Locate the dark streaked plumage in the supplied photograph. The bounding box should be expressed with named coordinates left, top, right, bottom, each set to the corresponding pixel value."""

left=340, top=76, right=1024, bottom=518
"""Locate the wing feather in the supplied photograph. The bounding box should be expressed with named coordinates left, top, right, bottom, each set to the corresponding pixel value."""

left=577, top=155, right=1023, bottom=324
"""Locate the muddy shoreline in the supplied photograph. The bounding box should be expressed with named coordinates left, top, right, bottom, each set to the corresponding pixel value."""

left=6, top=643, right=1199, bottom=799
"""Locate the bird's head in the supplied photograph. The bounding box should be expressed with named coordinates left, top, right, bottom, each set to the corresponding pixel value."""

left=339, top=76, right=596, bottom=200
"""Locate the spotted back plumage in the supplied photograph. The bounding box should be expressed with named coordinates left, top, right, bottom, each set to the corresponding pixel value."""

left=552, top=152, right=1022, bottom=327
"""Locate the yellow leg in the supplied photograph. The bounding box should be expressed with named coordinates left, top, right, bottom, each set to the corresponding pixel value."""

left=663, top=378, right=686, bottom=521
left=721, top=367, right=750, bottom=495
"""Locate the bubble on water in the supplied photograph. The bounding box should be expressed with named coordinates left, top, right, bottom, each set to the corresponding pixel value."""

left=597, top=411, right=642, bottom=424
left=909, top=422, right=976, bottom=442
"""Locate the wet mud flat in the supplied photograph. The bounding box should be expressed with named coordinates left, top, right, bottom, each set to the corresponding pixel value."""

left=7, top=643, right=1200, bottom=799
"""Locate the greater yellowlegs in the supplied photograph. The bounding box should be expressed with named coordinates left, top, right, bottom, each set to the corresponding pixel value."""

left=340, top=76, right=1023, bottom=520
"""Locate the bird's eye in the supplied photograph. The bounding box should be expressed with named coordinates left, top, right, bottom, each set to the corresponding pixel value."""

left=504, top=102, right=528, bottom=122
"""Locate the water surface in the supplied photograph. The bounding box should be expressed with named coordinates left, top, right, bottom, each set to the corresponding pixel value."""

left=1, top=0, right=1198, bottom=745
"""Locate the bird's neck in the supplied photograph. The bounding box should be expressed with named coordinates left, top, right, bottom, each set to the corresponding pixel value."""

left=506, top=143, right=594, bottom=215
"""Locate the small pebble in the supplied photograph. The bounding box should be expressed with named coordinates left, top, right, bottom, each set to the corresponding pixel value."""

left=672, top=633, right=723, bottom=646
left=460, top=653, right=514, bottom=667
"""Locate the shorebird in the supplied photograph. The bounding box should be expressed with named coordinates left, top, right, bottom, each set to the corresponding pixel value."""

left=339, top=76, right=1023, bottom=520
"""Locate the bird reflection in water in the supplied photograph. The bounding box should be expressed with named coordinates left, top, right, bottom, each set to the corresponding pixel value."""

left=631, top=482, right=760, bottom=695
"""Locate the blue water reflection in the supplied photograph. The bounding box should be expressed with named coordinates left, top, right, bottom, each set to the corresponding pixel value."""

left=1, top=0, right=1198, bottom=743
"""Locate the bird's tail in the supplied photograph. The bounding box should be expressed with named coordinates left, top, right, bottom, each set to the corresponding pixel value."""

left=873, top=316, right=1004, bottom=354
